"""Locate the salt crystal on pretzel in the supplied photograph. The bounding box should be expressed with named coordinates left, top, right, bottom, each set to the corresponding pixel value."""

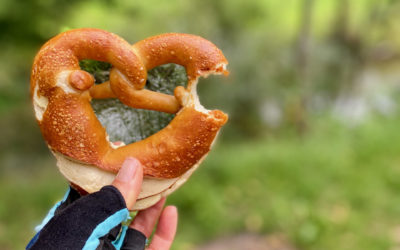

left=31, top=28, right=228, bottom=210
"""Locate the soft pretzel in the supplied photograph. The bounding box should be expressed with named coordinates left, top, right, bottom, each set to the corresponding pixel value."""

left=31, top=28, right=228, bottom=209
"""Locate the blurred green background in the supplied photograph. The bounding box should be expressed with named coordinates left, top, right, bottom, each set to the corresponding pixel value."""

left=1, top=0, right=400, bottom=249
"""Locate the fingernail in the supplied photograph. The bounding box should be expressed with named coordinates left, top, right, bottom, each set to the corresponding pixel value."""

left=116, top=158, right=139, bottom=183
left=169, top=205, right=178, bottom=214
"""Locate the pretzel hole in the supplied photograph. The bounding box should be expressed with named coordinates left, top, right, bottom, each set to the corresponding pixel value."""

left=79, top=59, right=111, bottom=84
left=80, top=61, right=187, bottom=145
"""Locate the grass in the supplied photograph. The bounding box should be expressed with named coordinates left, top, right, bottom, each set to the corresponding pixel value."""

left=2, top=115, right=400, bottom=249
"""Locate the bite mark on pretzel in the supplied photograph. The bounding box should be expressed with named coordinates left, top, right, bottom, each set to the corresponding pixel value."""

left=31, top=29, right=229, bottom=206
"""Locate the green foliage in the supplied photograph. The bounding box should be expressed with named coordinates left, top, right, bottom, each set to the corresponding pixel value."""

left=79, top=59, right=112, bottom=84
left=1, top=1, right=400, bottom=250
left=3, top=115, right=400, bottom=249
left=1, top=0, right=400, bottom=136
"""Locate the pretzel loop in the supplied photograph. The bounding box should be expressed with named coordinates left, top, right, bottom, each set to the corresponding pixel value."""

left=112, top=33, right=228, bottom=114
left=31, top=28, right=228, bottom=181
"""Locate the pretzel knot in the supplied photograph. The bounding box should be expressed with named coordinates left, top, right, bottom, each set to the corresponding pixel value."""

left=31, top=28, right=228, bottom=208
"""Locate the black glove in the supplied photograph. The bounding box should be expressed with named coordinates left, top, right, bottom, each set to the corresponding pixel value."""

left=26, top=186, right=147, bottom=250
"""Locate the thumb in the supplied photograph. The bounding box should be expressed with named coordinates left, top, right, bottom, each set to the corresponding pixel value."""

left=112, top=157, right=143, bottom=210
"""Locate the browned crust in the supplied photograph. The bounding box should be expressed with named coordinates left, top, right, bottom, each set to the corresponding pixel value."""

left=109, top=69, right=181, bottom=114
left=109, top=33, right=228, bottom=113
left=69, top=70, right=95, bottom=90
left=102, top=107, right=228, bottom=177
left=31, top=28, right=228, bottom=179
left=40, top=89, right=109, bottom=164
left=31, top=28, right=146, bottom=98
left=89, top=81, right=117, bottom=99
left=132, top=33, right=228, bottom=80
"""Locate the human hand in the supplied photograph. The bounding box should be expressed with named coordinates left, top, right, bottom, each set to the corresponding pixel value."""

left=112, top=157, right=178, bottom=250
left=27, top=157, right=178, bottom=250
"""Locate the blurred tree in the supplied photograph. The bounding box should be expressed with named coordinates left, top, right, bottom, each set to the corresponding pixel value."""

left=1, top=0, right=400, bottom=156
left=290, top=0, right=314, bottom=134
